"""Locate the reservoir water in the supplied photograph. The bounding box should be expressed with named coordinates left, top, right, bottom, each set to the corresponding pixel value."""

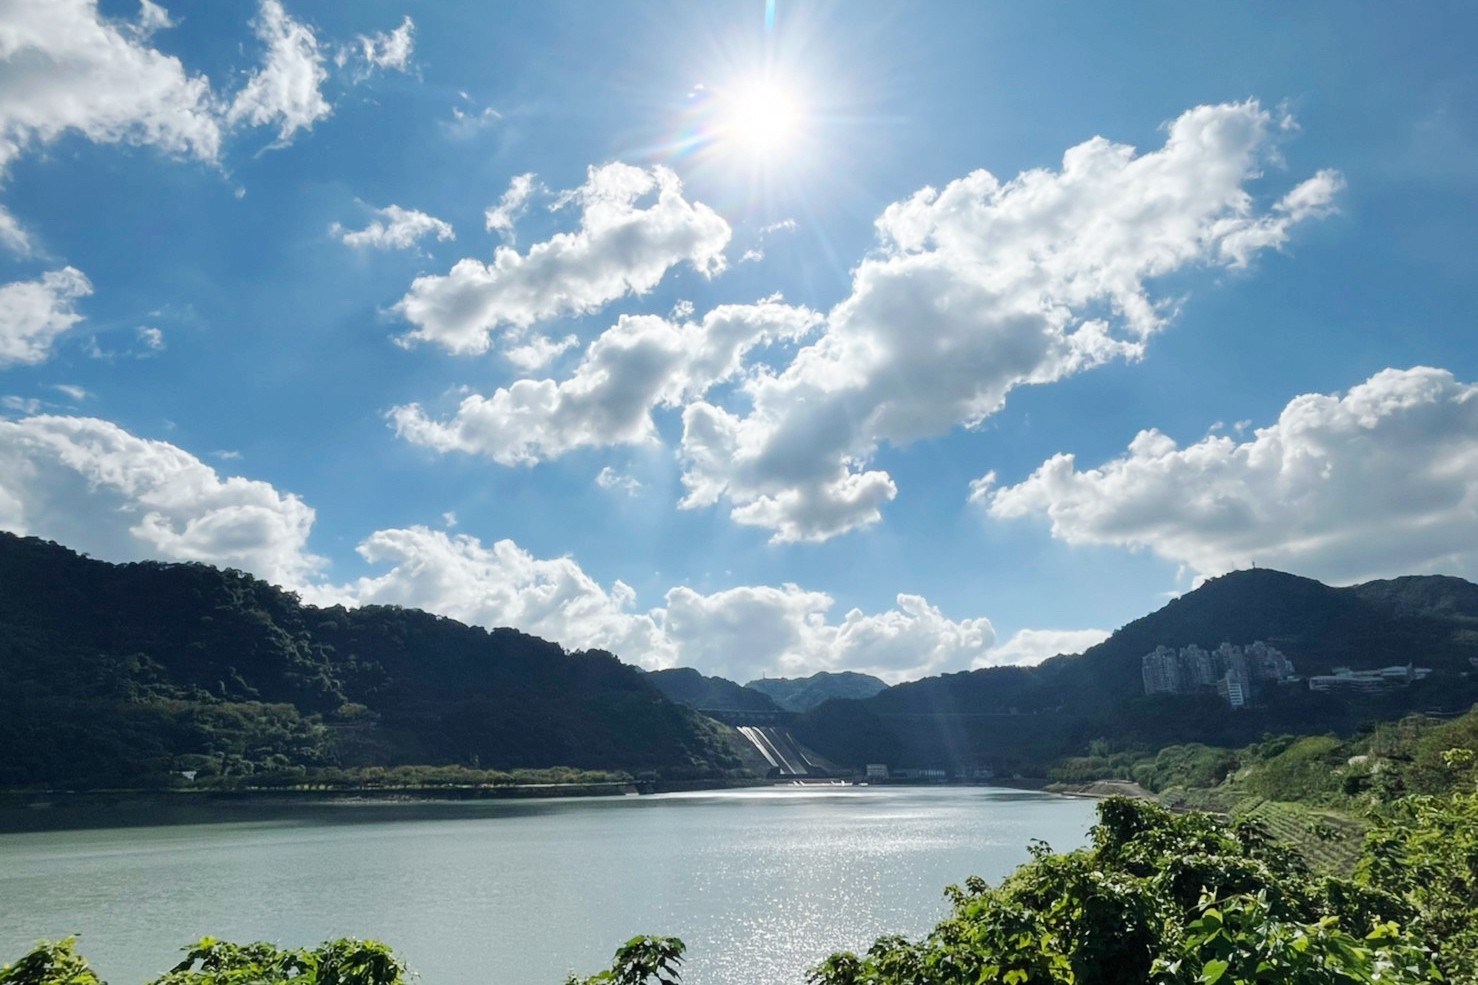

left=0, top=786, right=1099, bottom=985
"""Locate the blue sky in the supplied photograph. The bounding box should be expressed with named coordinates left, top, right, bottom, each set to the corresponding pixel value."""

left=2, top=1, right=1475, bottom=683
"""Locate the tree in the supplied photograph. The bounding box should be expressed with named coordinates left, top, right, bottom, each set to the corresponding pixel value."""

left=565, top=937, right=684, bottom=985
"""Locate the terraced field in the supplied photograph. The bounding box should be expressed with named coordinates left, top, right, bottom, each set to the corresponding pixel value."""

left=1233, top=797, right=1367, bottom=876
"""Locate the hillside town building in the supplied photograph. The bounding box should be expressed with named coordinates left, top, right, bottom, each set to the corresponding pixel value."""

left=1141, top=641, right=1296, bottom=707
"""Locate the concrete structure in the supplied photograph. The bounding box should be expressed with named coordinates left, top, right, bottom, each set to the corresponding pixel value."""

left=1141, top=641, right=1296, bottom=707
left=1307, top=664, right=1431, bottom=693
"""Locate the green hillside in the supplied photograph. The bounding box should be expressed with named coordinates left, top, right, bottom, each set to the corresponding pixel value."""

left=646, top=667, right=779, bottom=712
left=0, top=533, right=741, bottom=789
left=743, top=671, right=888, bottom=711
left=795, top=568, right=1478, bottom=773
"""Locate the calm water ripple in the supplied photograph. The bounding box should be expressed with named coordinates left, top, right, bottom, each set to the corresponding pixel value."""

left=0, top=786, right=1099, bottom=985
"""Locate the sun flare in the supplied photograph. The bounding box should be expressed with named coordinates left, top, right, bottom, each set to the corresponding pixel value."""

left=719, top=77, right=803, bottom=157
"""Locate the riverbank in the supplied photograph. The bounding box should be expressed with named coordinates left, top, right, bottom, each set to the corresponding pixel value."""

left=1045, top=779, right=1156, bottom=800
left=0, top=777, right=771, bottom=832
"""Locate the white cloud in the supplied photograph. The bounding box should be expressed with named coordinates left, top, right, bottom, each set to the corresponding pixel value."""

left=675, top=101, right=1340, bottom=542
left=321, top=525, right=992, bottom=682
left=595, top=466, right=641, bottom=495
left=984, top=366, right=1478, bottom=584
left=442, top=102, right=501, bottom=139
left=0, top=411, right=999, bottom=682
left=0, top=207, right=30, bottom=255
left=0, top=0, right=220, bottom=177
left=50, top=383, right=89, bottom=401
left=133, top=1, right=173, bottom=38
left=484, top=172, right=536, bottom=243
left=977, top=628, right=1110, bottom=668
left=1, top=395, right=39, bottom=414
left=662, top=587, right=994, bottom=683
left=225, top=0, right=330, bottom=143
left=0, top=267, right=92, bottom=366
left=349, top=15, right=413, bottom=74
left=740, top=217, right=797, bottom=263
left=394, top=163, right=731, bottom=354
left=391, top=299, right=821, bottom=464
left=138, top=325, right=165, bottom=351
left=504, top=332, right=576, bottom=372
left=334, top=203, right=454, bottom=251
left=315, top=526, right=668, bottom=661
left=0, top=415, right=321, bottom=586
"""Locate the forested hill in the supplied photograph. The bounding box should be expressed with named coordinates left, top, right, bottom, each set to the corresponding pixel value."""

left=644, top=668, right=890, bottom=713
left=645, top=667, right=779, bottom=713
left=1064, top=567, right=1478, bottom=699
left=794, top=568, right=1478, bottom=773
left=0, top=533, right=740, bottom=789
left=744, top=671, right=889, bottom=711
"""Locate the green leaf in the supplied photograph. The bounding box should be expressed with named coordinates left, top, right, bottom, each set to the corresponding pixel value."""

left=1200, top=958, right=1230, bottom=984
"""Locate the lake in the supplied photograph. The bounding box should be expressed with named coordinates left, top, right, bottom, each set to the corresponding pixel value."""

left=0, top=786, right=1100, bottom=985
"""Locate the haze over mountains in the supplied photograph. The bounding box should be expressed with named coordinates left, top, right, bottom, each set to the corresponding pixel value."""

left=3, top=531, right=1476, bottom=788
left=646, top=668, right=889, bottom=713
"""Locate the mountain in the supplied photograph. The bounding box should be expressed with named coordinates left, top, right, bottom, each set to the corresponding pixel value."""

left=0, top=533, right=740, bottom=789
left=8, top=531, right=1477, bottom=787
left=744, top=671, right=889, bottom=711
left=646, top=668, right=779, bottom=712
left=794, top=568, right=1478, bottom=774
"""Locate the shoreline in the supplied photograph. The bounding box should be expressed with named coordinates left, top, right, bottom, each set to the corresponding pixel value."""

left=0, top=777, right=770, bottom=832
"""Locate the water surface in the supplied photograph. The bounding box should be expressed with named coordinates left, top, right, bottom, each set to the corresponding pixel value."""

left=0, top=786, right=1099, bottom=985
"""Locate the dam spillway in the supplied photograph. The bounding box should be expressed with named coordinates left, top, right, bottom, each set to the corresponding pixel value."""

left=734, top=725, right=816, bottom=777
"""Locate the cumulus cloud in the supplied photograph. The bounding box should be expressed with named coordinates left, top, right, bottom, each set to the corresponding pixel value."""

left=976, top=628, right=1111, bottom=668
left=0, top=415, right=321, bottom=586
left=225, top=0, right=330, bottom=143
left=391, top=299, right=821, bottom=464
left=346, top=15, right=413, bottom=74
left=320, top=525, right=992, bottom=682
left=0, top=0, right=220, bottom=199
left=674, top=101, right=1341, bottom=542
left=504, top=333, right=577, bottom=372
left=0, top=412, right=1000, bottom=682
left=394, top=163, right=731, bottom=354
left=334, top=203, right=454, bottom=251
left=0, top=267, right=92, bottom=366
left=133, top=1, right=173, bottom=37
left=661, top=585, right=994, bottom=683
left=484, top=172, right=536, bottom=243
left=317, top=525, right=666, bottom=659
left=984, top=367, right=1478, bottom=584
left=0, top=0, right=396, bottom=238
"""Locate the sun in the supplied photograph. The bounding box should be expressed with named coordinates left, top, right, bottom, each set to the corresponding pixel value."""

left=717, top=76, right=804, bottom=158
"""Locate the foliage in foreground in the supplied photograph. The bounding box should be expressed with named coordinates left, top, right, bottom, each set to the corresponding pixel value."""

left=8, top=793, right=1475, bottom=985
left=0, top=938, right=405, bottom=985
left=802, top=793, right=1475, bottom=985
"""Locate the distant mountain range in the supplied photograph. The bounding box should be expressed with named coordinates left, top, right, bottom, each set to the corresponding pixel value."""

left=744, top=672, right=889, bottom=711
left=3, top=531, right=1476, bottom=788
left=646, top=668, right=889, bottom=713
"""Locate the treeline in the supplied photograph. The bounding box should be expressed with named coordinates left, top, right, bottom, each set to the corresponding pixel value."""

left=1053, top=704, right=1478, bottom=809
left=0, top=534, right=743, bottom=788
